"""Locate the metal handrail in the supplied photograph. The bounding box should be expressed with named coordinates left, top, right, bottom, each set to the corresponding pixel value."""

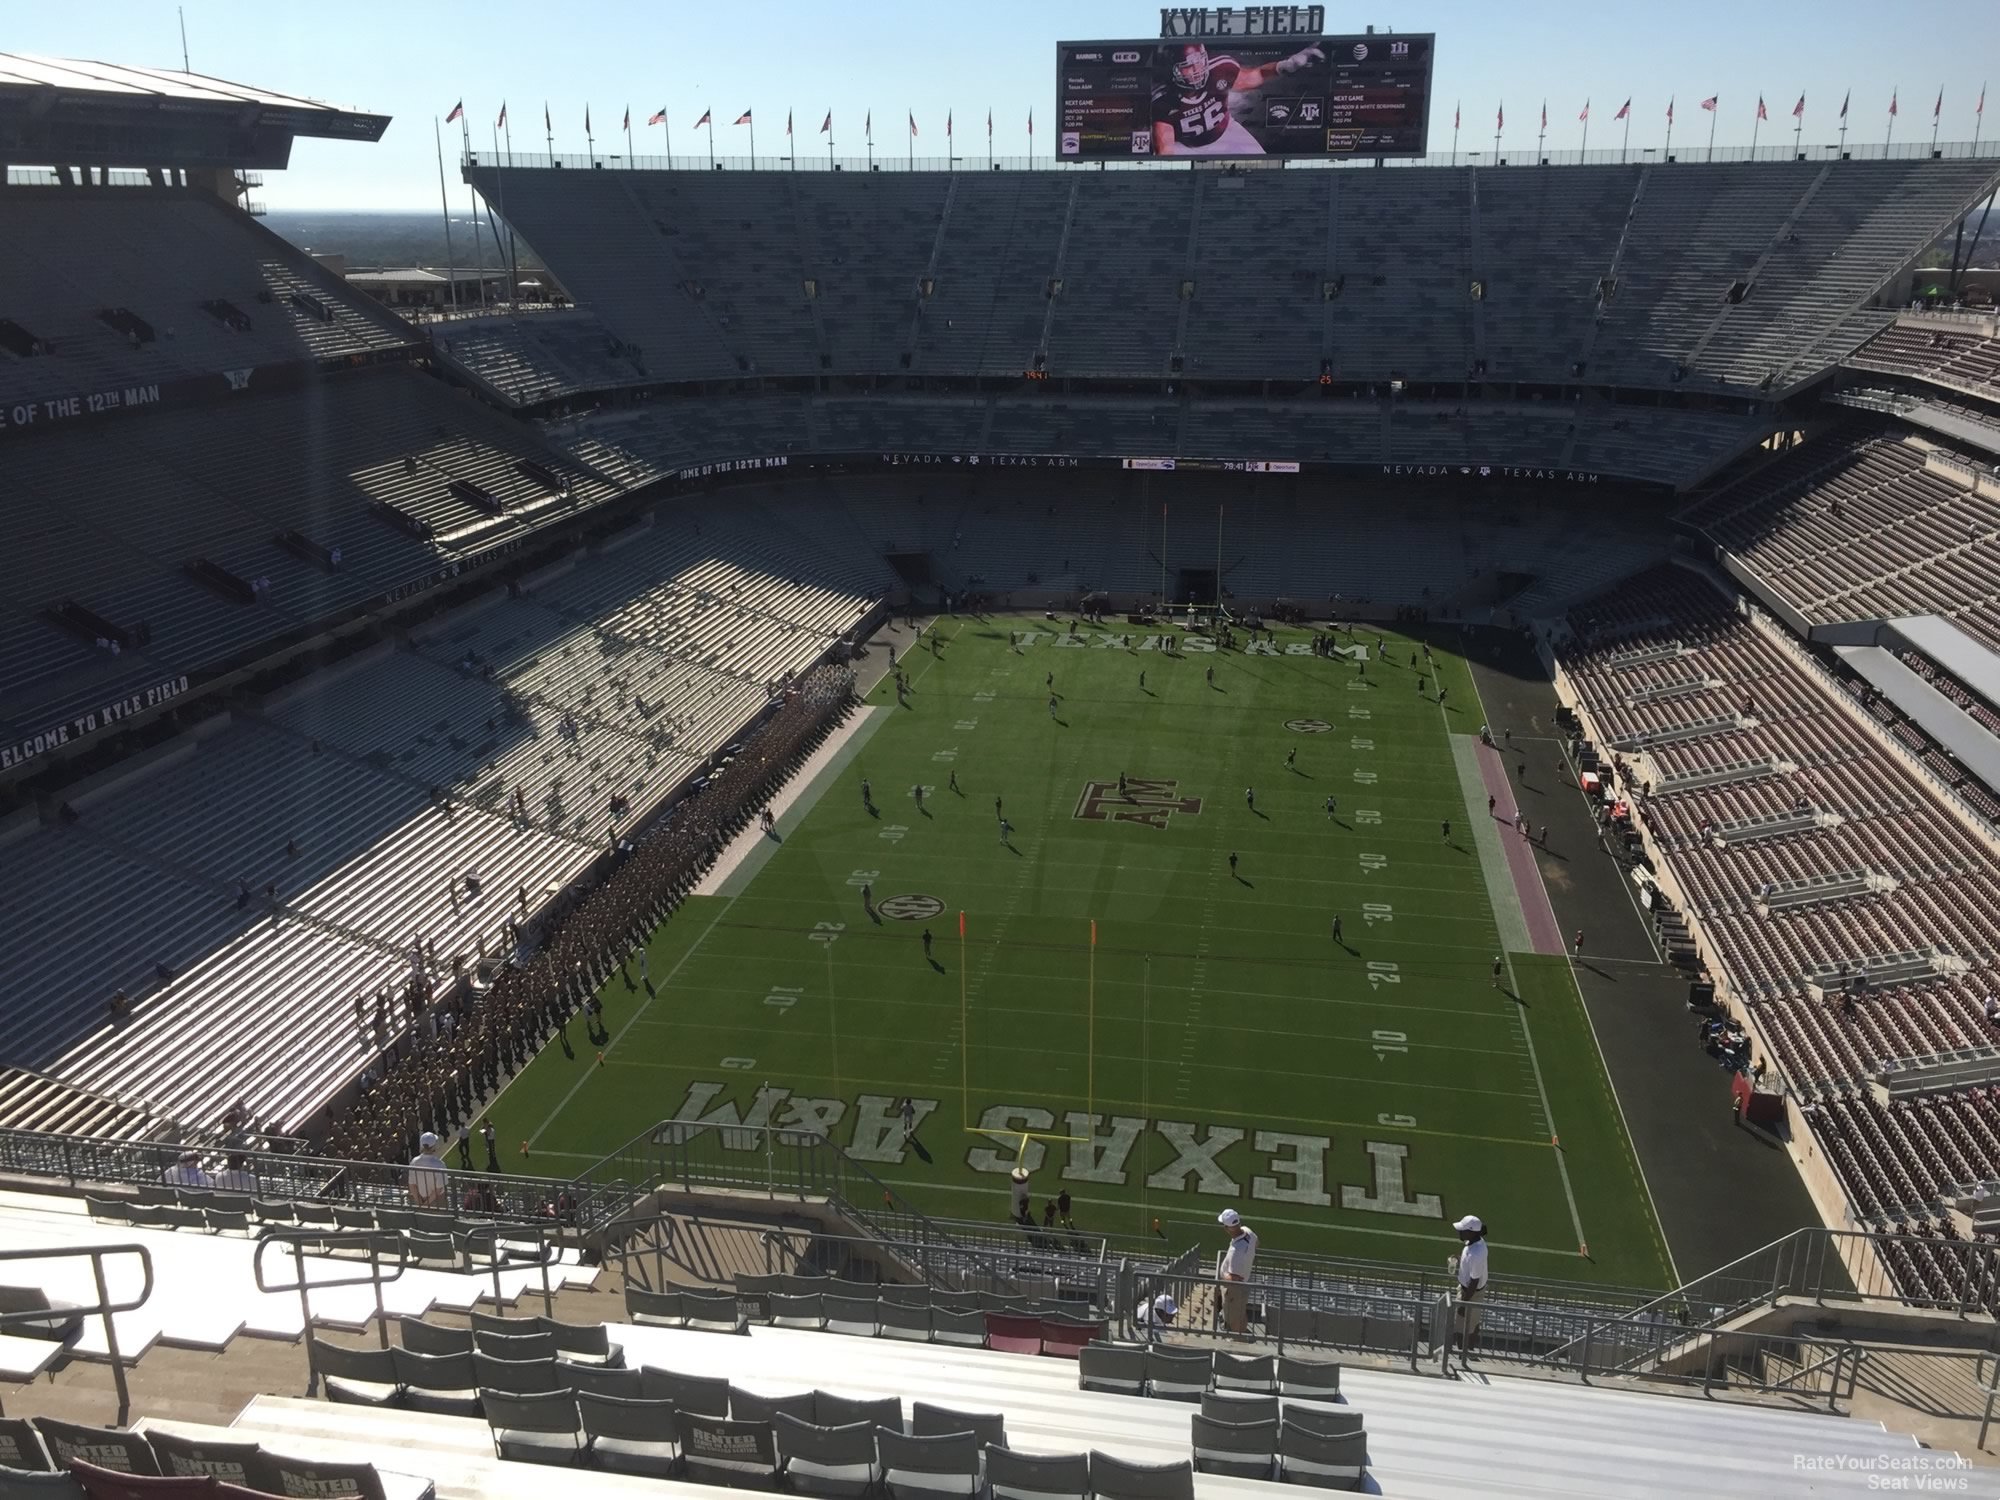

left=0, top=1243, right=152, bottom=1424
left=253, top=1230, right=410, bottom=1396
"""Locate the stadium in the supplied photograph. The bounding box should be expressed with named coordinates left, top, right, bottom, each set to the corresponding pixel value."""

left=4, top=15, right=2000, bottom=1496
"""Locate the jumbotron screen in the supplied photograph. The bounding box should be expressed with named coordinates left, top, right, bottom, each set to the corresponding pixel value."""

left=1057, top=33, right=1435, bottom=160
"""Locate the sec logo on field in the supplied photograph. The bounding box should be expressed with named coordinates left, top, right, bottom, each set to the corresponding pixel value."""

left=879, top=894, right=945, bottom=922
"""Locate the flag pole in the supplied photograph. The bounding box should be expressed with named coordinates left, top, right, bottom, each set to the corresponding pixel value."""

left=1707, top=100, right=1718, bottom=162
left=544, top=105, right=552, bottom=160
left=867, top=113, right=874, bottom=170
left=789, top=112, right=795, bottom=170
left=707, top=114, right=715, bottom=171
left=1580, top=102, right=1589, bottom=157
left=460, top=113, right=488, bottom=308
left=1665, top=99, right=1674, bottom=159
left=432, top=117, right=460, bottom=311
left=1492, top=102, right=1501, bottom=159
left=908, top=113, right=914, bottom=170
left=1931, top=95, right=1941, bottom=154
left=1536, top=101, right=1545, bottom=160
left=666, top=112, right=673, bottom=166
left=828, top=115, right=835, bottom=169
left=1620, top=110, right=1630, bottom=163
left=492, top=118, right=518, bottom=303
left=1887, top=88, right=1897, bottom=150
left=751, top=115, right=757, bottom=167
left=586, top=113, right=595, bottom=162
left=1793, top=102, right=1803, bottom=158
left=1450, top=105, right=1459, bottom=165
left=626, top=112, right=634, bottom=166
left=1750, top=105, right=1761, bottom=156
left=1976, top=84, right=1987, bottom=150
left=502, top=114, right=519, bottom=295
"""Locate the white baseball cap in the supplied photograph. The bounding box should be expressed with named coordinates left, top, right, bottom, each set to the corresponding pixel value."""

left=1151, top=1293, right=1178, bottom=1318
left=1453, top=1214, right=1484, bottom=1233
left=419, top=1132, right=440, bottom=1150
left=1217, top=1208, right=1243, bottom=1227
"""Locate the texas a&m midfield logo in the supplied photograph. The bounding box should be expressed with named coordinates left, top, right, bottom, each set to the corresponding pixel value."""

left=1074, top=777, right=1202, bottom=831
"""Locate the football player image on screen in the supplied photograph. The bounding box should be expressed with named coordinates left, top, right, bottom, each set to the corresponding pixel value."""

left=1150, top=40, right=1324, bottom=156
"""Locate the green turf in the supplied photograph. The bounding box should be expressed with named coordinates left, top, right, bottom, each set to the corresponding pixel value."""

left=489, top=617, right=1674, bottom=1290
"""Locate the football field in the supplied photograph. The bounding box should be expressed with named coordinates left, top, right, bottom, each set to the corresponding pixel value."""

left=495, top=615, right=1675, bottom=1290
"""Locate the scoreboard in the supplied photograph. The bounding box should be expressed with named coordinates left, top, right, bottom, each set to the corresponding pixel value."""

left=1057, top=33, right=1434, bottom=161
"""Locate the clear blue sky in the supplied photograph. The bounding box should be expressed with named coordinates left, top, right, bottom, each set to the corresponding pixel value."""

left=13, top=0, right=1997, bottom=210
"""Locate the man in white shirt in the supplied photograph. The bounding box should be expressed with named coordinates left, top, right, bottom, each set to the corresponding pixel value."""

left=1217, top=1209, right=1258, bottom=1333
left=1450, top=1213, right=1490, bottom=1358
left=407, top=1132, right=450, bottom=1209
left=163, top=1150, right=212, bottom=1189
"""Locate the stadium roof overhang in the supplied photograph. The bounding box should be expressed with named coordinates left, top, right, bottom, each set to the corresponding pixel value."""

left=0, top=53, right=390, bottom=172
left=1834, top=615, right=2000, bottom=793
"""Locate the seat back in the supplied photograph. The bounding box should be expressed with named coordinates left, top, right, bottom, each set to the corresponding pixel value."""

left=1280, top=1405, right=1363, bottom=1440
left=812, top=1392, right=901, bottom=1431
left=1037, top=1318, right=1102, bottom=1359
left=250, top=1452, right=388, bottom=1500
left=31, top=1420, right=161, bottom=1477
left=397, top=1319, right=472, bottom=1357
left=772, top=1415, right=878, bottom=1495
left=1211, top=1353, right=1276, bottom=1392
left=1201, top=1391, right=1278, bottom=1424
left=310, top=1339, right=401, bottom=1397
left=1087, top=1452, right=1195, bottom=1500
left=389, top=1347, right=477, bottom=1394
left=624, top=1287, right=683, bottom=1326
left=984, top=1448, right=1089, bottom=1500
left=875, top=1302, right=931, bottom=1342
left=909, top=1403, right=1005, bottom=1448
left=928, top=1308, right=987, bottom=1347
left=482, top=1389, right=583, bottom=1461
left=768, top=1293, right=825, bottom=1330
left=57, top=1461, right=209, bottom=1498
left=472, top=1352, right=563, bottom=1395
left=475, top=1329, right=557, bottom=1363
left=1278, top=1423, right=1367, bottom=1488
left=679, top=1415, right=778, bottom=1486
left=561, top=1361, right=642, bottom=1399
left=1188, top=1415, right=1277, bottom=1479
left=877, top=1284, right=931, bottom=1308
left=875, top=1429, right=978, bottom=1500
left=0, top=1420, right=52, bottom=1472
left=681, top=1291, right=748, bottom=1333
left=734, top=1272, right=786, bottom=1322
left=1274, top=1357, right=1341, bottom=1399
left=542, top=1319, right=613, bottom=1360
left=469, top=1310, right=539, bottom=1338
left=1143, top=1346, right=1212, bottom=1401
left=142, top=1434, right=260, bottom=1487
left=0, top=1467, right=85, bottom=1497
left=1076, top=1341, right=1146, bottom=1396
left=730, top=1387, right=815, bottom=1426
left=821, top=1294, right=879, bottom=1337
left=639, top=1366, right=731, bottom=1416
left=576, top=1391, right=678, bottom=1446
left=981, top=1313, right=1042, bottom=1356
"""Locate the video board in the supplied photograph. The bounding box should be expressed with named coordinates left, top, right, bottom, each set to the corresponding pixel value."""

left=1057, top=33, right=1434, bottom=160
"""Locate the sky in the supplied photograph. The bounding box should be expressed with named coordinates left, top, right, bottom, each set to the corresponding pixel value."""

left=11, top=0, right=1998, bottom=211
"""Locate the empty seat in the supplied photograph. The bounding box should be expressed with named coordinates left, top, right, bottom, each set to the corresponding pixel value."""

left=730, top=1386, right=816, bottom=1426
left=910, top=1403, right=1005, bottom=1449
left=1275, top=1357, right=1341, bottom=1399
left=774, top=1414, right=879, bottom=1497
left=397, top=1320, right=472, bottom=1357
left=576, top=1391, right=679, bottom=1477
left=472, top=1352, right=564, bottom=1396
left=878, top=1284, right=931, bottom=1308
left=682, top=1291, right=749, bottom=1334
left=813, top=1392, right=902, bottom=1431
left=985, top=1447, right=1089, bottom=1500
left=982, top=1314, right=1042, bottom=1355
left=876, top=1302, right=931, bottom=1342
left=251, top=1451, right=395, bottom=1500
left=1077, top=1341, right=1146, bottom=1396
left=929, top=1308, right=987, bottom=1348
left=1201, top=1392, right=1278, bottom=1425
left=1037, top=1318, right=1102, bottom=1359
left=770, top=1293, right=826, bottom=1330
left=1143, top=1346, right=1211, bottom=1401
left=639, top=1366, right=730, bottom=1416
left=475, top=1329, right=558, bottom=1363
left=310, top=1341, right=401, bottom=1406
left=1211, top=1352, right=1276, bottom=1392
left=390, top=1348, right=479, bottom=1414
left=1089, top=1452, right=1195, bottom=1500
left=1281, top=1406, right=1364, bottom=1440
left=624, top=1287, right=683, bottom=1326
left=560, top=1361, right=642, bottom=1399
left=822, top=1294, right=879, bottom=1338
left=469, top=1310, right=540, bottom=1338
left=483, top=1388, right=583, bottom=1466
left=876, top=1428, right=980, bottom=1500
left=1189, top=1414, right=1278, bottom=1480
left=543, top=1319, right=622, bottom=1367
left=1278, top=1422, right=1368, bottom=1490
